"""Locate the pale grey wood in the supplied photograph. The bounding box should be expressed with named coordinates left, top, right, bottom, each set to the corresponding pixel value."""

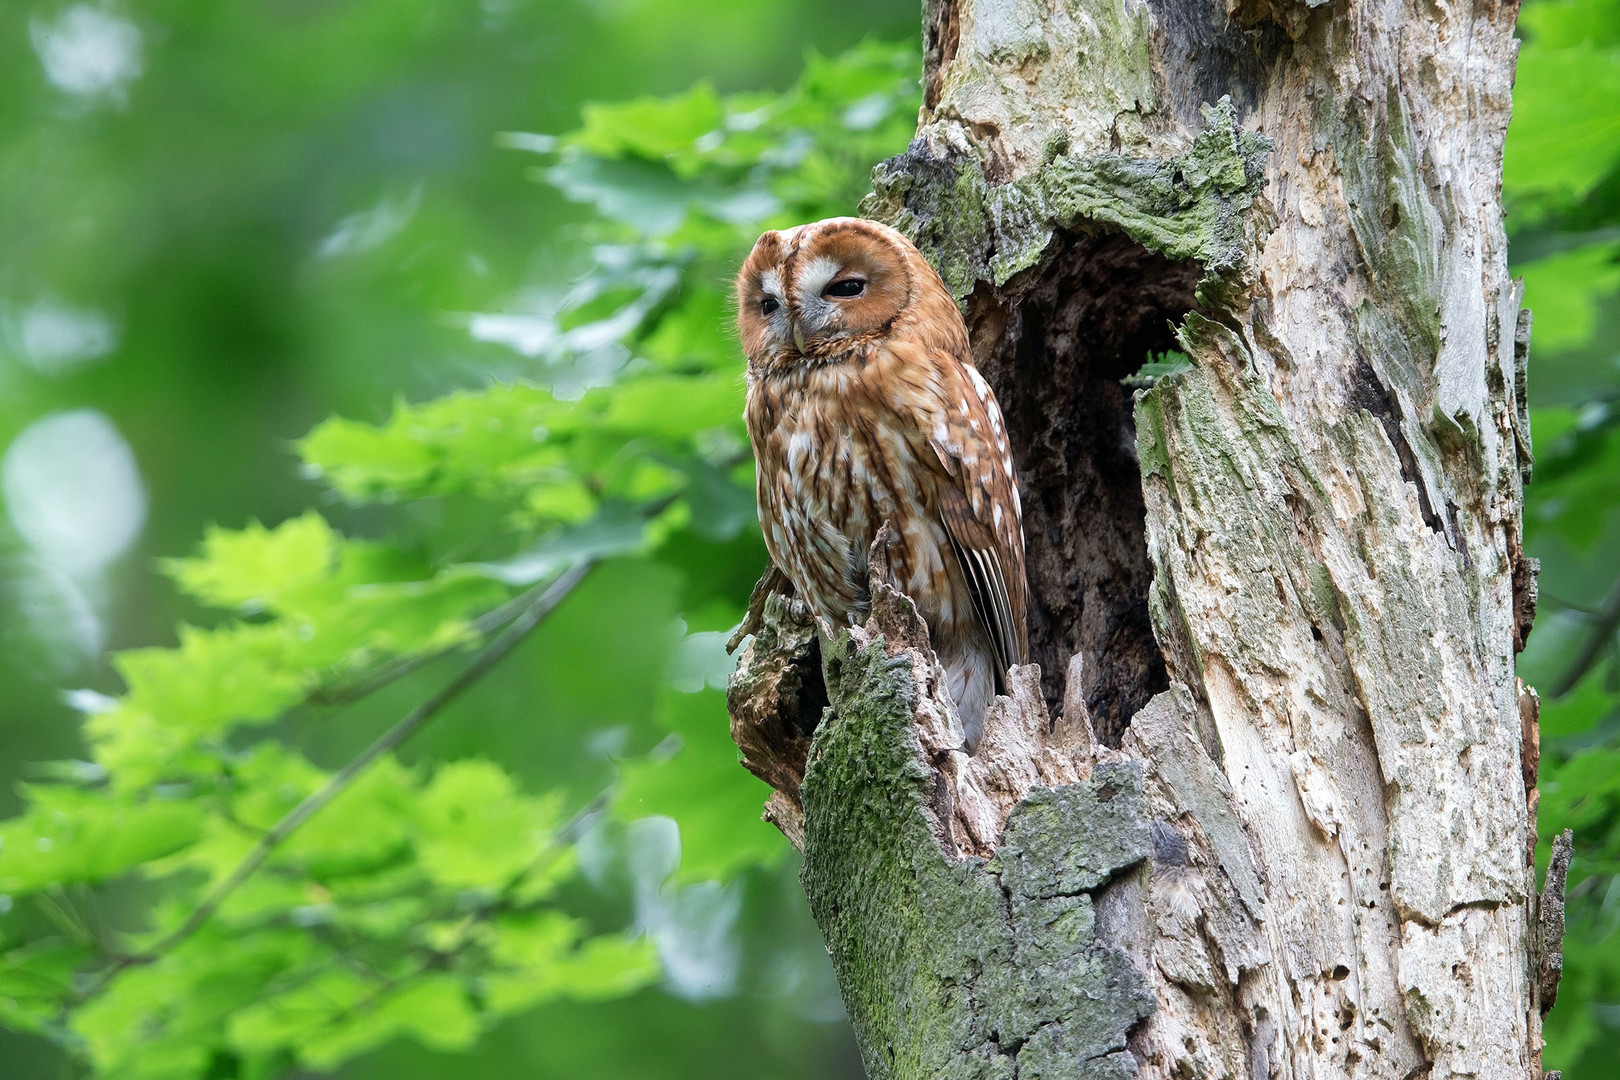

left=727, top=0, right=1557, bottom=1074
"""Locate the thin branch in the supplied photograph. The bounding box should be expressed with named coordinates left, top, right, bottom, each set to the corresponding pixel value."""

left=305, top=489, right=683, bottom=708
left=192, top=782, right=621, bottom=1041
left=557, top=787, right=613, bottom=845
left=338, top=790, right=622, bottom=1022
left=1551, top=575, right=1620, bottom=698
left=305, top=576, right=559, bottom=706
left=74, top=561, right=594, bottom=1001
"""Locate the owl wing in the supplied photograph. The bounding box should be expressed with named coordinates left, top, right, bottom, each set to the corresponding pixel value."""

left=918, top=350, right=1029, bottom=684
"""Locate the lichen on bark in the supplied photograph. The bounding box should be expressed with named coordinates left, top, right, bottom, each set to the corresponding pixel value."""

left=727, top=0, right=1541, bottom=1073
left=862, top=98, right=1271, bottom=304
left=794, top=586, right=1155, bottom=1079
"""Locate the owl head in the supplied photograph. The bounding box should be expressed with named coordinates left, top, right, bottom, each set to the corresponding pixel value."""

left=735, top=217, right=928, bottom=373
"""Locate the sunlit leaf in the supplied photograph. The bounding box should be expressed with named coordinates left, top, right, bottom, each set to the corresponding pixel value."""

left=1506, top=0, right=1620, bottom=198
left=0, top=787, right=206, bottom=894
left=572, top=82, right=727, bottom=169
left=165, top=513, right=338, bottom=611
left=412, top=761, right=564, bottom=890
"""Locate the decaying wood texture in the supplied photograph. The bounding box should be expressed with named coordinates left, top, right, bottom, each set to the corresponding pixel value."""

left=725, top=0, right=1569, bottom=1075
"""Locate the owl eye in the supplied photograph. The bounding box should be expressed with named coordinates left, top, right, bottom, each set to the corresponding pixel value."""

left=761, top=296, right=780, bottom=316
left=825, top=278, right=866, bottom=299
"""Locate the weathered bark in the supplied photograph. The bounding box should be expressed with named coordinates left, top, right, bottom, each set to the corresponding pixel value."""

left=726, top=0, right=1571, bottom=1076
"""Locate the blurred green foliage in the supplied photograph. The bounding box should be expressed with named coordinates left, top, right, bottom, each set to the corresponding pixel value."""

left=2, top=0, right=1618, bottom=1076
left=0, top=2, right=915, bottom=1077
left=1513, top=0, right=1620, bottom=1073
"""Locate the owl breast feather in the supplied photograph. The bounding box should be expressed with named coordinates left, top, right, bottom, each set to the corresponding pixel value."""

left=748, top=356, right=972, bottom=643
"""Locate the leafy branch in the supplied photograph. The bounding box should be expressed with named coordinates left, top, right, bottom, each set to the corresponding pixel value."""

left=76, top=561, right=593, bottom=1001
left=304, top=577, right=562, bottom=708
left=0, top=40, right=922, bottom=1077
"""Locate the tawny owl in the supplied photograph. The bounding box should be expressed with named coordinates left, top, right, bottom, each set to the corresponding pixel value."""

left=736, top=216, right=1028, bottom=751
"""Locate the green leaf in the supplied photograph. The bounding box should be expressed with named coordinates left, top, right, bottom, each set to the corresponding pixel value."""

left=222, top=962, right=482, bottom=1072
left=278, top=557, right=508, bottom=661
left=638, top=285, right=733, bottom=370
left=1520, top=607, right=1597, bottom=691
left=572, top=82, right=726, bottom=168
left=278, top=753, right=419, bottom=880
left=1518, top=242, right=1620, bottom=351
left=1506, top=0, right=1620, bottom=198
left=299, top=384, right=577, bottom=502
left=0, top=788, right=207, bottom=894
left=483, top=912, right=658, bottom=1015
left=1539, top=671, right=1620, bottom=738
left=165, top=513, right=338, bottom=611
left=524, top=472, right=598, bottom=522
left=596, top=374, right=741, bottom=438
left=412, top=761, right=564, bottom=890
left=1526, top=419, right=1620, bottom=549
left=301, top=975, right=481, bottom=1068
left=89, top=620, right=332, bottom=789
left=0, top=939, right=94, bottom=1032
left=1541, top=748, right=1620, bottom=861
left=616, top=688, right=784, bottom=884
left=73, top=928, right=315, bottom=1077
left=466, top=501, right=661, bottom=585
left=551, top=933, right=661, bottom=1000
left=547, top=152, right=750, bottom=236
left=1506, top=46, right=1620, bottom=198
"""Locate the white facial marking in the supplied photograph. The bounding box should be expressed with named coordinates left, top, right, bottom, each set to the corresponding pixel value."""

left=796, top=255, right=842, bottom=297
left=757, top=267, right=792, bottom=351
left=761, top=268, right=784, bottom=301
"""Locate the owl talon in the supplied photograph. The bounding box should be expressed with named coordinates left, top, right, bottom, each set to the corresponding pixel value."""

left=786, top=598, right=811, bottom=625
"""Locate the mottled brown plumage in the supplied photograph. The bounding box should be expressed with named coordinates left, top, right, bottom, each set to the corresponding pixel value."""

left=735, top=217, right=1027, bottom=750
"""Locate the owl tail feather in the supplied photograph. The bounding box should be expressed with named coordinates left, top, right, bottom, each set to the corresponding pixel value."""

left=943, top=645, right=996, bottom=754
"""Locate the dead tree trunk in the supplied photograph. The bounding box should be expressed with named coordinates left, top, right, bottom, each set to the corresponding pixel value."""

left=726, top=0, right=1568, bottom=1076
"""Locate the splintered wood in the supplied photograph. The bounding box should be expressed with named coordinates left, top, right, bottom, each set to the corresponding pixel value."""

left=726, top=0, right=1545, bottom=1072
left=729, top=538, right=1116, bottom=862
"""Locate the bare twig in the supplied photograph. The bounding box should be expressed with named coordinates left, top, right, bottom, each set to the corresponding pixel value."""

left=1539, top=829, right=1574, bottom=1015
left=74, top=561, right=594, bottom=1001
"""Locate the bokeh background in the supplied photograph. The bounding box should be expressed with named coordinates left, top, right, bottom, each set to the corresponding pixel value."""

left=1, top=0, right=1617, bottom=1077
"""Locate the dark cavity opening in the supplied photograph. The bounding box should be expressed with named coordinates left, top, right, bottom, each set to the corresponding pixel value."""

left=968, top=230, right=1199, bottom=745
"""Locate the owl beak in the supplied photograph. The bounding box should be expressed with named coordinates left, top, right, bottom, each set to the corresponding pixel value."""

left=791, top=320, right=806, bottom=354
